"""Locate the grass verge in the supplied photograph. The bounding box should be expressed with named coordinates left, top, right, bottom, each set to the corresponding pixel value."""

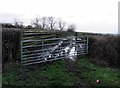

left=2, top=60, right=76, bottom=87
left=2, top=57, right=120, bottom=87
left=76, top=57, right=120, bottom=87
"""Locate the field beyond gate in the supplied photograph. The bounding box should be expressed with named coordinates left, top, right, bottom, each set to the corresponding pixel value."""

left=21, top=31, right=88, bottom=65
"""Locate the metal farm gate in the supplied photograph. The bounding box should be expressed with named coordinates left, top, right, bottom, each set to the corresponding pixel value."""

left=21, top=31, right=88, bottom=65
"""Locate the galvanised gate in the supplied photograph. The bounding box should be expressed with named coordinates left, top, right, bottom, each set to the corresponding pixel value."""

left=21, top=31, right=88, bottom=65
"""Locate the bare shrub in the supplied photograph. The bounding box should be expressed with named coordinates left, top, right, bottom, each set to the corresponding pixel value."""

left=2, top=28, right=21, bottom=63
left=88, top=35, right=119, bottom=67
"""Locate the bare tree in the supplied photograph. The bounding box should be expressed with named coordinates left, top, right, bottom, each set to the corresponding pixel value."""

left=57, top=19, right=66, bottom=31
left=13, top=19, right=24, bottom=28
left=39, top=17, right=47, bottom=30
left=67, top=24, right=76, bottom=32
left=47, top=17, right=56, bottom=30
left=32, top=18, right=41, bottom=29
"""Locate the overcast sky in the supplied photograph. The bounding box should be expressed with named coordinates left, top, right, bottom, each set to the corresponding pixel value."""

left=0, top=0, right=119, bottom=34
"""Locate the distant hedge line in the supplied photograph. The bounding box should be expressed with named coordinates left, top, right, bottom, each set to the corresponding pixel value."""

left=88, top=35, right=119, bottom=68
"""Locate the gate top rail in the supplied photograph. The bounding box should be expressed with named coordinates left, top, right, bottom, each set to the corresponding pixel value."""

left=21, top=36, right=88, bottom=42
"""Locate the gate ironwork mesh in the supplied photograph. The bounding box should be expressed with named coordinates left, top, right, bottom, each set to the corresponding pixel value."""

left=21, top=31, right=88, bottom=65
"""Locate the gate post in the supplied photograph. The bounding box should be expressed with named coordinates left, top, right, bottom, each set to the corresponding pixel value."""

left=0, top=23, right=2, bottom=88
left=86, top=36, right=89, bottom=54
left=20, top=31, right=23, bottom=62
left=75, top=32, right=77, bottom=56
left=42, top=39, right=44, bottom=60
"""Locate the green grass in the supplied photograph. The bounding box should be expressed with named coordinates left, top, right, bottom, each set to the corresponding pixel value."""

left=2, top=57, right=120, bottom=87
left=77, top=57, right=120, bottom=87
left=2, top=60, right=76, bottom=87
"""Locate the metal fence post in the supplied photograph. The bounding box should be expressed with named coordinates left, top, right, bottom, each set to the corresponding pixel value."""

left=20, top=31, right=23, bottom=63
left=60, top=39, right=61, bottom=57
left=86, top=36, right=89, bottom=54
left=75, top=32, right=77, bottom=56
left=42, top=39, right=44, bottom=59
left=21, top=41, right=23, bottom=62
